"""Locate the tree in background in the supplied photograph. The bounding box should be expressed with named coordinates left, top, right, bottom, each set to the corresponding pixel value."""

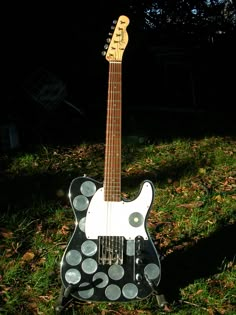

left=126, top=0, right=236, bottom=43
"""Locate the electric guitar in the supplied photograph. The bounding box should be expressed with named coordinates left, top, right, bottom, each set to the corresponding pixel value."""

left=60, top=15, right=161, bottom=302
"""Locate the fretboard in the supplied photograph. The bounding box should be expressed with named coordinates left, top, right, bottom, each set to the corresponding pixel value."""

left=104, top=62, right=122, bottom=201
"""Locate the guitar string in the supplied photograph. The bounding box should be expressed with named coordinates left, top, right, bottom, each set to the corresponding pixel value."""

left=113, top=61, right=121, bottom=202
left=108, top=61, right=112, bottom=238
left=112, top=61, right=117, bottom=252
left=116, top=62, right=121, bottom=257
left=108, top=61, right=120, bottom=239
left=116, top=61, right=122, bottom=258
left=111, top=61, right=116, bottom=240
left=106, top=61, right=112, bottom=237
left=105, top=61, right=122, bottom=249
left=107, top=61, right=115, bottom=238
left=109, top=61, right=113, bottom=237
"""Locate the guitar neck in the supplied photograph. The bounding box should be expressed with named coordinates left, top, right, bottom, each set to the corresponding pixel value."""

left=104, top=62, right=122, bottom=201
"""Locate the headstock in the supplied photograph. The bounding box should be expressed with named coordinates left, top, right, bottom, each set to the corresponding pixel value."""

left=102, top=15, right=129, bottom=63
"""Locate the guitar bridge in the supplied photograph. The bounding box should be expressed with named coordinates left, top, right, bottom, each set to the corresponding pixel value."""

left=98, top=236, right=124, bottom=265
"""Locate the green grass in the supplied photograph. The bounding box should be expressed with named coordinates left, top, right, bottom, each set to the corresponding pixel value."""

left=0, top=136, right=235, bottom=314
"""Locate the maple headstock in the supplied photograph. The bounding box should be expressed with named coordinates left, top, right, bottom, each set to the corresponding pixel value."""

left=103, top=15, right=129, bottom=62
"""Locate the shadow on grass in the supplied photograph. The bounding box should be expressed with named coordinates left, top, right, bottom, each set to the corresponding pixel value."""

left=159, top=221, right=236, bottom=302
left=122, top=157, right=205, bottom=191
left=0, top=147, right=209, bottom=213
left=0, top=173, right=74, bottom=213
left=0, top=151, right=235, bottom=308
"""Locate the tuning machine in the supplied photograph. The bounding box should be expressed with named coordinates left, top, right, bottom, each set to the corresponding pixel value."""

left=101, top=18, right=118, bottom=57
left=101, top=36, right=112, bottom=56
left=101, top=42, right=109, bottom=56
left=110, top=20, right=117, bottom=31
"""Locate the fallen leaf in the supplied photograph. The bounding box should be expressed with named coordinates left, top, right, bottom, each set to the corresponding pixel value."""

left=22, top=251, right=35, bottom=261
left=213, top=195, right=224, bottom=203
left=59, top=225, right=70, bottom=235
left=4, top=248, right=15, bottom=258
left=198, top=168, right=206, bottom=175
left=37, top=257, right=46, bottom=265
left=0, top=228, right=13, bottom=239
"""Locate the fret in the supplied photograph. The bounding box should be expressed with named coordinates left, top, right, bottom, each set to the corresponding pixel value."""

left=108, top=108, right=120, bottom=110
left=104, top=171, right=121, bottom=175
left=106, top=131, right=121, bottom=135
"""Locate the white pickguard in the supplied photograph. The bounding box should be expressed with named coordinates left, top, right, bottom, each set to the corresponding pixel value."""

left=85, top=181, right=153, bottom=240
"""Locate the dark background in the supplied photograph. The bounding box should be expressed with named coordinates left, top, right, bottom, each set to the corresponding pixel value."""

left=2, top=1, right=236, bottom=147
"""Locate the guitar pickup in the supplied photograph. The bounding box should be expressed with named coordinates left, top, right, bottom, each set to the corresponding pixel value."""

left=98, top=236, right=124, bottom=265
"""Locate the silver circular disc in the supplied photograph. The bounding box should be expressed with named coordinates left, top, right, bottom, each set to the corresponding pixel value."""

left=122, top=283, right=138, bottom=299
left=78, top=282, right=94, bottom=299
left=65, top=250, right=82, bottom=266
left=65, top=268, right=81, bottom=284
left=93, top=272, right=109, bottom=288
left=79, top=217, right=86, bottom=232
left=105, top=284, right=121, bottom=301
left=81, top=258, right=98, bottom=274
left=108, top=264, right=124, bottom=280
left=80, top=181, right=97, bottom=197
left=73, top=195, right=89, bottom=211
left=129, top=212, right=144, bottom=227
left=144, top=263, right=160, bottom=280
left=81, top=240, right=97, bottom=256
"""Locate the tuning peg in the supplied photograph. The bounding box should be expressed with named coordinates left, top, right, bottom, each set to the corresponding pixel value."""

left=111, top=26, right=115, bottom=30
left=104, top=44, right=109, bottom=50
left=101, top=51, right=106, bottom=56
left=106, top=38, right=111, bottom=43
left=113, top=20, right=117, bottom=24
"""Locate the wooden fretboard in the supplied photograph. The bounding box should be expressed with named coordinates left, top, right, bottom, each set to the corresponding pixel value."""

left=104, top=62, right=122, bottom=201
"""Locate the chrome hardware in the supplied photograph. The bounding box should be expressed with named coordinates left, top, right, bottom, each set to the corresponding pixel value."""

left=98, top=236, right=124, bottom=265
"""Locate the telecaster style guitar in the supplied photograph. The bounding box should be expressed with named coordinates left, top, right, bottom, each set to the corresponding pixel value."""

left=60, top=15, right=161, bottom=302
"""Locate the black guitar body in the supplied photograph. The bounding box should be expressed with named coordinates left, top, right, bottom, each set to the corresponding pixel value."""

left=60, top=176, right=161, bottom=302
